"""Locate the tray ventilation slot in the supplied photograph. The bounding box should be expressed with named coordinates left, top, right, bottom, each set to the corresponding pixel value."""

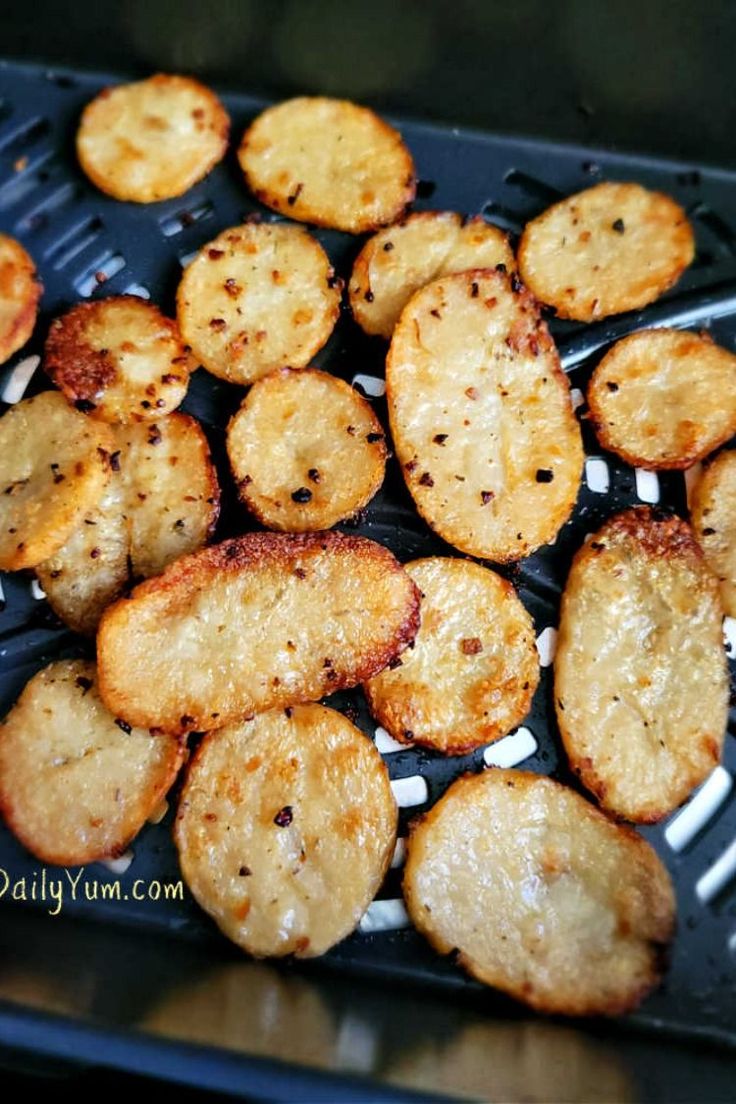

left=15, top=180, right=78, bottom=233
left=74, top=251, right=126, bottom=297
left=0, top=116, right=50, bottom=156
left=359, top=898, right=410, bottom=933
left=390, top=775, right=428, bottom=808
left=159, top=199, right=213, bottom=238
left=504, top=169, right=563, bottom=203
left=584, top=456, right=610, bottom=494
left=483, top=726, right=537, bottom=769
left=696, top=834, right=736, bottom=904
left=664, top=766, right=733, bottom=852
left=45, top=216, right=103, bottom=269
left=1, top=355, right=40, bottom=404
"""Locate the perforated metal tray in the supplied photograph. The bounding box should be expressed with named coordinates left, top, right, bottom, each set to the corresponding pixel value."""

left=0, top=60, right=735, bottom=1049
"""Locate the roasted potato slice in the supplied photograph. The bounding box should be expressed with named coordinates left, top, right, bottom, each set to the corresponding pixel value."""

left=0, top=391, right=113, bottom=571
left=517, top=182, right=694, bottom=321
left=177, top=222, right=341, bottom=386
left=0, top=233, right=41, bottom=365
left=0, top=659, right=184, bottom=866
left=555, top=508, right=729, bottom=822
left=37, top=413, right=220, bottom=634
left=349, top=213, right=514, bottom=338
left=227, top=368, right=387, bottom=531
left=387, top=268, right=583, bottom=562
left=76, top=73, right=229, bottom=203
left=238, top=96, right=415, bottom=234
left=404, top=769, right=675, bottom=1016
left=175, top=704, right=397, bottom=957
left=97, top=532, right=420, bottom=734
left=690, top=450, right=736, bottom=617
left=587, top=329, right=736, bottom=469
left=364, top=558, right=539, bottom=754
left=44, top=296, right=192, bottom=424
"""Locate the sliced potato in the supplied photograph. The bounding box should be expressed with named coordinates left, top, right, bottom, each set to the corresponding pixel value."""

left=387, top=268, right=583, bottom=562
left=97, top=531, right=420, bottom=734
left=517, top=182, right=694, bottom=321
left=0, top=391, right=113, bottom=571
left=0, top=659, right=184, bottom=866
left=37, top=413, right=220, bottom=634
left=238, top=96, right=415, bottom=234
left=76, top=73, right=229, bottom=203
left=0, top=234, right=41, bottom=365
left=587, top=329, right=736, bottom=469
left=404, top=769, right=675, bottom=1016
left=227, top=368, right=387, bottom=531
left=44, top=296, right=192, bottom=424
left=365, top=557, right=538, bottom=754
left=349, top=213, right=514, bottom=338
left=690, top=450, right=736, bottom=617
left=555, top=507, right=729, bottom=822
left=175, top=704, right=396, bottom=957
left=177, top=222, right=341, bottom=386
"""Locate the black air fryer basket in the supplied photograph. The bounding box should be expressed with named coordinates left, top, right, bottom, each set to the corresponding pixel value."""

left=0, top=39, right=736, bottom=1104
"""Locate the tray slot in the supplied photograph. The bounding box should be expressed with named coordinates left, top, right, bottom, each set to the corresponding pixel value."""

left=74, top=250, right=126, bottom=296
left=45, top=214, right=103, bottom=268
left=665, top=767, right=733, bottom=853
left=482, top=726, right=538, bottom=769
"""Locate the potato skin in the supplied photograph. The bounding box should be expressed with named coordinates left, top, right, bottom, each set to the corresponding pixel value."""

left=97, top=532, right=421, bottom=734
left=0, top=233, right=41, bottom=366
left=555, top=508, right=729, bottom=822
left=690, top=449, right=736, bottom=617
left=404, top=769, right=675, bottom=1016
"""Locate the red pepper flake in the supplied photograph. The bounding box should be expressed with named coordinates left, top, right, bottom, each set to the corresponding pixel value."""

left=323, top=657, right=333, bottom=668
left=589, top=541, right=606, bottom=552
left=90, top=547, right=101, bottom=559
left=480, top=490, right=494, bottom=505
left=461, top=637, right=483, bottom=655
left=287, top=182, right=304, bottom=206
left=239, top=865, right=252, bottom=876
left=606, top=381, right=619, bottom=392
left=115, top=718, right=132, bottom=734
left=346, top=425, right=356, bottom=436
left=180, top=714, right=195, bottom=728
left=208, top=248, right=225, bottom=260
left=364, top=290, right=374, bottom=303
left=419, top=471, right=434, bottom=487
left=294, top=567, right=307, bottom=579
left=403, top=729, right=415, bottom=741
left=702, top=527, right=716, bottom=536
left=50, top=463, right=65, bottom=484
left=465, top=387, right=479, bottom=400
left=274, top=806, right=293, bottom=827
left=209, top=318, right=227, bottom=330
left=95, top=270, right=107, bottom=284
left=510, top=273, right=523, bottom=293
left=405, top=459, right=418, bottom=473
left=535, top=469, right=554, bottom=483
left=224, top=278, right=241, bottom=298
left=285, top=706, right=293, bottom=717
left=75, top=676, right=93, bottom=693
left=140, top=400, right=151, bottom=409
left=383, top=241, right=394, bottom=252
left=611, top=218, right=625, bottom=234
left=366, top=432, right=383, bottom=444
left=430, top=308, right=441, bottom=319
left=307, top=468, right=321, bottom=483
left=291, top=487, right=312, bottom=503
left=495, top=263, right=507, bottom=274
left=388, top=655, right=403, bottom=669
left=148, top=425, right=162, bottom=446
left=204, top=812, right=217, bottom=822
left=470, top=282, right=479, bottom=298
left=161, top=373, right=179, bottom=384
left=433, top=433, right=448, bottom=445
left=49, top=569, right=61, bottom=578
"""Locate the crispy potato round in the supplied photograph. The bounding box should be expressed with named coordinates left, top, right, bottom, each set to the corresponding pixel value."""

left=227, top=368, right=387, bottom=531
left=175, top=704, right=397, bottom=957
left=177, top=222, right=341, bottom=386
left=587, top=329, right=736, bottom=469
left=238, top=96, right=415, bottom=234
left=0, top=234, right=41, bottom=365
left=97, top=532, right=420, bottom=734
left=365, top=558, right=539, bottom=754
left=44, top=296, right=192, bottom=424
left=0, top=659, right=184, bottom=866
left=349, top=213, right=514, bottom=338
left=691, top=450, right=736, bottom=617
left=404, top=769, right=675, bottom=1016
left=0, top=391, right=114, bottom=571
left=517, top=182, right=694, bottom=321
left=387, top=269, right=583, bottom=562
left=37, top=413, right=220, bottom=633
left=555, top=508, right=729, bottom=823
left=76, top=73, right=229, bottom=203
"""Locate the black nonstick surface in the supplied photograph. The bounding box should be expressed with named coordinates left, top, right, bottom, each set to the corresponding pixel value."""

left=0, top=60, right=735, bottom=1048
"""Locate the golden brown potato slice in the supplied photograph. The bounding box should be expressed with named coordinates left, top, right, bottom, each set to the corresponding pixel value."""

left=97, top=531, right=420, bottom=734
left=555, top=508, right=728, bottom=822
left=404, top=769, right=675, bottom=1016
left=0, top=659, right=184, bottom=865
left=177, top=222, right=341, bottom=386
left=44, top=296, right=192, bottom=424
left=517, top=182, right=694, bottom=321
left=0, top=391, right=113, bottom=571
left=349, top=213, right=514, bottom=338
left=237, top=96, right=415, bottom=234
left=587, top=329, right=736, bottom=469
left=365, top=558, right=538, bottom=754
left=0, top=234, right=41, bottom=365
left=387, top=268, right=583, bottom=562
left=690, top=450, right=736, bottom=617
left=76, top=73, right=229, bottom=203
left=37, top=413, right=220, bottom=634
left=227, top=368, right=387, bottom=531
left=175, top=704, right=396, bottom=957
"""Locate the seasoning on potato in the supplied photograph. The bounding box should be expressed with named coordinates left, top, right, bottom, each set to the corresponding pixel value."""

left=76, top=73, right=229, bottom=203
left=97, top=531, right=421, bottom=734
left=175, top=704, right=397, bottom=957
left=238, top=96, right=415, bottom=234
left=350, top=213, right=514, bottom=338
left=387, top=268, right=583, bottom=562
left=690, top=449, right=736, bottom=618
left=404, top=769, right=675, bottom=1016
left=587, top=329, right=736, bottom=469
left=555, top=507, right=729, bottom=822
left=44, top=296, right=193, bottom=423
left=227, top=368, right=387, bottom=531
left=0, top=233, right=41, bottom=366
left=518, top=182, right=694, bottom=321
left=177, top=222, right=341, bottom=386
left=0, top=659, right=184, bottom=866
left=0, top=391, right=114, bottom=571
left=364, top=557, right=539, bottom=754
